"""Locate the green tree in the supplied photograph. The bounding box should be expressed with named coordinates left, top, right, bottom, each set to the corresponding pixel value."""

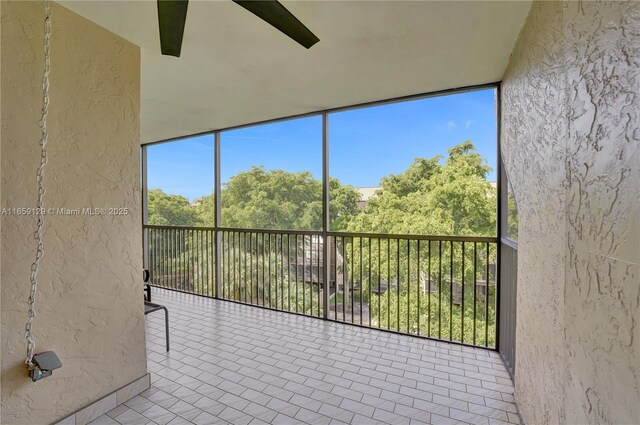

left=195, top=193, right=216, bottom=226
left=349, top=140, right=496, bottom=236
left=147, top=189, right=200, bottom=226
left=219, top=166, right=359, bottom=230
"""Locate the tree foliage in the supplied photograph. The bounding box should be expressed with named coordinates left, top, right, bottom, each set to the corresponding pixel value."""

left=147, top=189, right=201, bottom=226
left=186, top=166, right=359, bottom=230
left=348, top=141, right=496, bottom=236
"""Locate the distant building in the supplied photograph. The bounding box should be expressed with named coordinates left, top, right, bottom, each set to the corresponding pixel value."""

left=190, top=198, right=202, bottom=207
left=355, top=187, right=379, bottom=209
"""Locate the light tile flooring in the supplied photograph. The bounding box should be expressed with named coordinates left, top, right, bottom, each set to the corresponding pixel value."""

left=91, top=289, right=520, bottom=425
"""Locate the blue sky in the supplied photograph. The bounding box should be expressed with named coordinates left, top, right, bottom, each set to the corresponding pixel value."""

left=147, top=88, right=497, bottom=201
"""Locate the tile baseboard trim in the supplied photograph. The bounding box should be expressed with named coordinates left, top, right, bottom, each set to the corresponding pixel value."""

left=54, top=372, right=151, bottom=425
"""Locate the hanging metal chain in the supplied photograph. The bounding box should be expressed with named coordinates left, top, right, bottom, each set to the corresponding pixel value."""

left=25, top=0, right=52, bottom=369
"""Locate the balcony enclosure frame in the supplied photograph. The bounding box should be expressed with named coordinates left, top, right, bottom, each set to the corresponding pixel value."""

left=141, top=82, right=504, bottom=351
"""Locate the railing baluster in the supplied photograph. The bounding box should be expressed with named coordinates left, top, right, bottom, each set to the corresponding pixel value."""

left=302, top=235, right=306, bottom=314
left=267, top=233, right=272, bottom=308
left=202, top=229, right=205, bottom=295
left=158, top=228, right=162, bottom=288
left=236, top=231, right=240, bottom=300
left=176, top=228, right=179, bottom=291
left=368, top=237, right=372, bottom=328
left=295, top=234, right=299, bottom=313
left=377, top=238, right=381, bottom=329
left=342, top=236, right=348, bottom=322
left=275, top=233, right=279, bottom=310
left=158, top=228, right=161, bottom=287
left=183, top=229, right=187, bottom=292
left=332, top=237, right=338, bottom=320
left=438, top=240, right=442, bottom=339
left=239, top=232, right=243, bottom=302
left=450, top=240, right=454, bottom=340
left=359, top=237, right=363, bottom=326
left=261, top=233, right=265, bottom=307
left=187, top=229, right=190, bottom=293
left=417, top=240, right=421, bottom=336
left=407, top=239, right=410, bottom=334
left=427, top=240, right=431, bottom=337
left=245, top=232, right=249, bottom=304
left=486, top=242, right=490, bottom=347
left=287, top=234, right=291, bottom=312
left=283, top=233, right=286, bottom=312
left=220, top=231, right=224, bottom=298
left=461, top=241, right=465, bottom=343
left=281, top=232, right=284, bottom=311
left=162, top=229, right=171, bottom=288
left=247, top=232, right=251, bottom=303
left=386, top=238, right=390, bottom=329
left=193, top=229, right=197, bottom=294
left=255, top=232, right=258, bottom=305
left=202, top=230, right=205, bottom=295
left=235, top=231, right=238, bottom=300
left=226, top=231, right=230, bottom=299
left=397, top=238, right=400, bottom=333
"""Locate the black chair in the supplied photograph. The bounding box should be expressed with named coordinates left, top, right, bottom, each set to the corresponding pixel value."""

left=143, top=270, right=152, bottom=302
left=143, top=270, right=169, bottom=352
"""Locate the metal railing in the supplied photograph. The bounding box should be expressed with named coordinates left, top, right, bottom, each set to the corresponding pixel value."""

left=146, top=226, right=216, bottom=297
left=144, top=225, right=498, bottom=348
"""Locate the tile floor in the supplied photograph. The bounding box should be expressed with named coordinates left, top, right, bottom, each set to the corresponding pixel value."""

left=90, top=289, right=520, bottom=425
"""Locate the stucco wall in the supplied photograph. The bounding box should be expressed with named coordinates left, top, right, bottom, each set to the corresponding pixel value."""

left=1, top=2, right=146, bottom=424
left=501, top=1, right=639, bottom=424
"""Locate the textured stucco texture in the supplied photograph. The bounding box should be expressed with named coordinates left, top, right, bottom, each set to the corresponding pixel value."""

left=501, top=1, right=639, bottom=424
left=1, top=2, right=146, bottom=423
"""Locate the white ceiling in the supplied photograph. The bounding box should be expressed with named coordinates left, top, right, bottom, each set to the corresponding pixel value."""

left=60, top=0, right=531, bottom=143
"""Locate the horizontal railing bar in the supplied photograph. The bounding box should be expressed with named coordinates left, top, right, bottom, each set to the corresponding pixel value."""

left=144, top=224, right=320, bottom=235
left=327, top=231, right=497, bottom=243
left=217, top=227, right=321, bottom=236
left=144, top=224, right=497, bottom=242
left=145, top=224, right=216, bottom=231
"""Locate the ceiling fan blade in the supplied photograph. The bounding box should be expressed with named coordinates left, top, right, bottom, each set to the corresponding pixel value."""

left=157, top=0, right=189, bottom=57
left=233, top=0, right=319, bottom=49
